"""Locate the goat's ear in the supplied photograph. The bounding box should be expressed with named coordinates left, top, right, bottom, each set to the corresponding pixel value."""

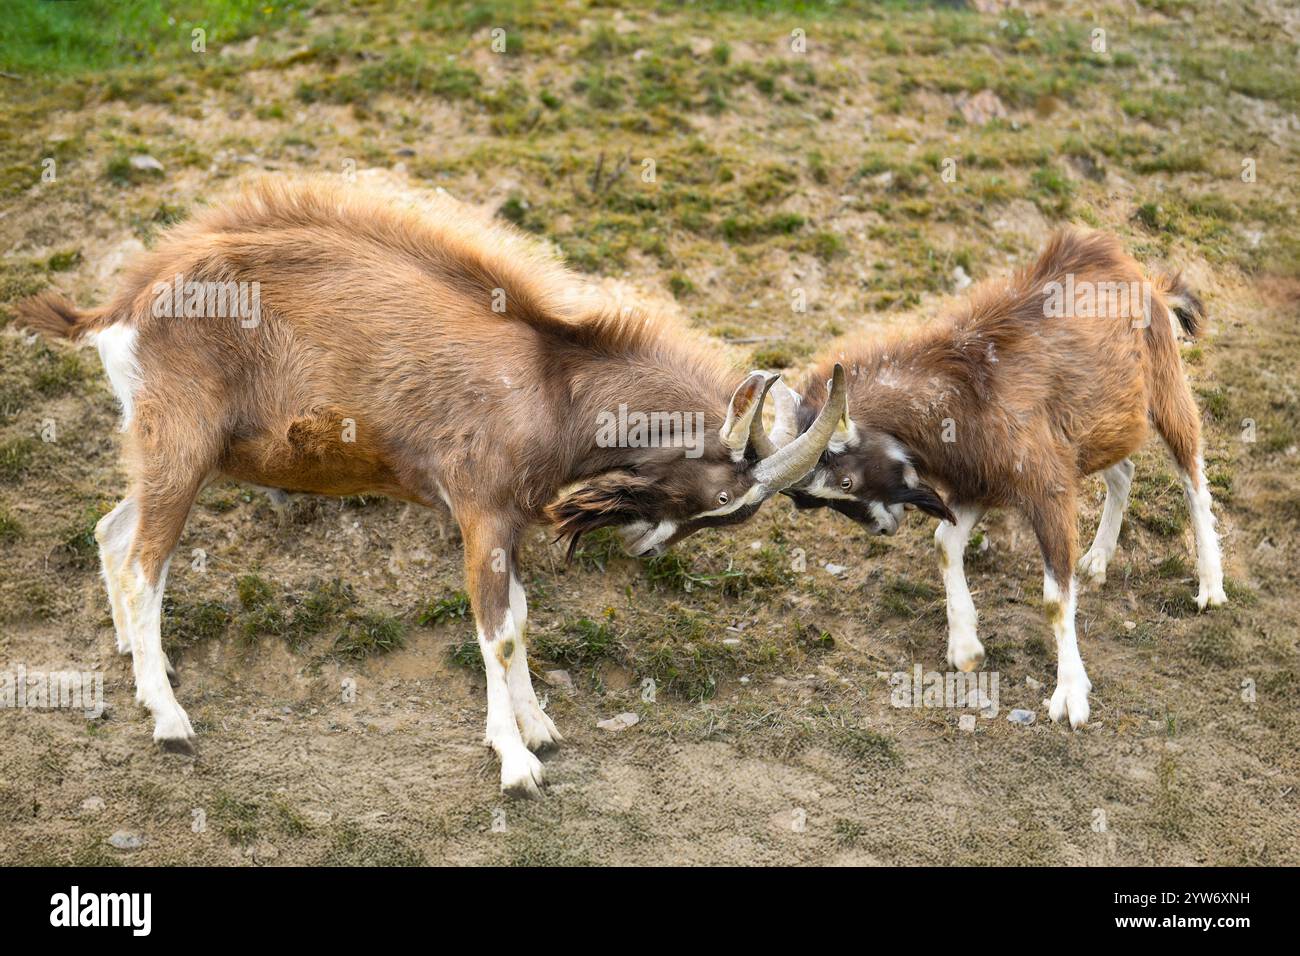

left=544, top=472, right=655, bottom=561
left=894, top=482, right=956, bottom=525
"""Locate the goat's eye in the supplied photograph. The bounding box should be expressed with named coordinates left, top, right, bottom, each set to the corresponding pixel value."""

left=840, top=476, right=854, bottom=491
left=717, top=491, right=730, bottom=506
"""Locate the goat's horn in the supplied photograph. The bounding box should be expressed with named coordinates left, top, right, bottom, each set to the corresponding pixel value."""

left=752, top=363, right=847, bottom=491
left=746, top=372, right=784, bottom=460
left=749, top=376, right=806, bottom=459
left=721, top=370, right=778, bottom=462
left=767, top=378, right=801, bottom=447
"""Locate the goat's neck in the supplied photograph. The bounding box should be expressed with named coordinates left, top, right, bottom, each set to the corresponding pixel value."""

left=816, top=339, right=973, bottom=469
left=561, top=350, right=729, bottom=479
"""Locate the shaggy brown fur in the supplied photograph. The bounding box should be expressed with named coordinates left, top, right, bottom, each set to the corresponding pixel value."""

left=786, top=228, right=1226, bottom=728
left=16, top=177, right=807, bottom=794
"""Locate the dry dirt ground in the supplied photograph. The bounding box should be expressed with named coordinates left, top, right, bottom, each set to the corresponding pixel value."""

left=1, top=0, right=1297, bottom=865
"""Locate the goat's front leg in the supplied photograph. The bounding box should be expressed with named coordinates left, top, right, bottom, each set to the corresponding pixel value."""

left=1030, top=493, right=1091, bottom=729
left=936, top=505, right=986, bottom=672
left=504, top=562, right=562, bottom=751
left=461, top=513, right=546, bottom=797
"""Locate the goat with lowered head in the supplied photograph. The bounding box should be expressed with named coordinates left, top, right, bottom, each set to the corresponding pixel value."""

left=17, top=178, right=846, bottom=796
left=759, top=228, right=1226, bottom=728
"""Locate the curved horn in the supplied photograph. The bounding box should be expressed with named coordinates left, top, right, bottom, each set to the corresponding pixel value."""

left=751, top=363, right=847, bottom=491
left=720, top=371, right=778, bottom=462
left=767, top=378, right=801, bottom=447
left=748, top=375, right=801, bottom=459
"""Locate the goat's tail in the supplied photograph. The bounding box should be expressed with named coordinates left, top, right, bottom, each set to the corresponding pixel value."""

left=1155, top=271, right=1204, bottom=339
left=11, top=291, right=106, bottom=341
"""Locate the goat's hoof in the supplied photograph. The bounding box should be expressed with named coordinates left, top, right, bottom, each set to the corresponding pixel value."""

left=518, top=708, right=563, bottom=752
left=158, top=737, right=197, bottom=757
left=947, top=638, right=985, bottom=673
left=1077, top=548, right=1109, bottom=586
left=1047, top=679, right=1091, bottom=729
left=1196, top=584, right=1228, bottom=611
left=498, top=745, right=545, bottom=799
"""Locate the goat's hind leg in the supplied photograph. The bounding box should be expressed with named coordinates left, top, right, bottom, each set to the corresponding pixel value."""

left=1029, top=493, right=1091, bottom=729
left=97, top=496, right=180, bottom=687
left=96, top=497, right=138, bottom=656
left=1077, top=458, right=1135, bottom=587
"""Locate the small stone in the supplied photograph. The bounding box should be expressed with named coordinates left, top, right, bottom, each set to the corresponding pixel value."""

left=1024, top=676, right=1043, bottom=692
left=952, top=264, right=972, bottom=290
left=107, top=830, right=146, bottom=851
left=958, top=713, right=977, bottom=732
left=543, top=669, right=574, bottom=693
left=597, top=712, right=639, bottom=732
left=1123, top=620, right=1137, bottom=630
left=80, top=796, right=106, bottom=814
left=129, top=155, right=164, bottom=173
left=722, top=638, right=741, bottom=646
left=1007, top=709, right=1036, bottom=725
left=824, top=562, right=847, bottom=576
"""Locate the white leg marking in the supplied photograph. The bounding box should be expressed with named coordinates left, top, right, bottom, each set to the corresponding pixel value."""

left=90, top=324, right=141, bottom=430
left=479, top=605, right=544, bottom=797
left=1078, top=458, right=1134, bottom=586
left=936, top=506, right=986, bottom=672
left=504, top=572, right=561, bottom=751
left=1044, top=573, right=1091, bottom=728
left=96, top=498, right=138, bottom=655
left=1179, top=456, right=1227, bottom=609
left=123, top=557, right=194, bottom=747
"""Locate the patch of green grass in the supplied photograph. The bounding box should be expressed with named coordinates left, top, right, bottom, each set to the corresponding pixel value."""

left=105, top=152, right=164, bottom=187
left=211, top=791, right=261, bottom=847
left=1188, top=621, right=1242, bottom=667
left=1152, top=751, right=1188, bottom=838
left=830, top=726, right=903, bottom=767
left=880, top=575, right=941, bottom=618
left=417, top=590, right=470, bottom=627
left=332, top=612, right=405, bottom=660
left=59, top=503, right=111, bottom=571
left=322, top=822, right=424, bottom=866
left=0, top=507, right=21, bottom=543
left=236, top=573, right=285, bottom=642
left=644, top=550, right=750, bottom=594
left=1, top=0, right=297, bottom=74
left=46, top=249, right=81, bottom=272
left=0, top=437, right=36, bottom=483
left=31, top=346, right=84, bottom=396
left=721, top=212, right=806, bottom=243
left=535, top=615, right=622, bottom=668
left=162, top=598, right=231, bottom=655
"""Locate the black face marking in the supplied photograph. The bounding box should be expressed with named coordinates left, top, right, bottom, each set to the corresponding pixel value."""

left=783, top=489, right=881, bottom=526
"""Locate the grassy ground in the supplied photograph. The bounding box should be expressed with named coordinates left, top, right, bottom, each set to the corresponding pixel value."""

left=1, top=0, right=1297, bottom=865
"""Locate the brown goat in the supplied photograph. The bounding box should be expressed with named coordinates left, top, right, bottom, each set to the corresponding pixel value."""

left=16, top=178, right=847, bottom=795
left=766, top=228, right=1226, bottom=728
